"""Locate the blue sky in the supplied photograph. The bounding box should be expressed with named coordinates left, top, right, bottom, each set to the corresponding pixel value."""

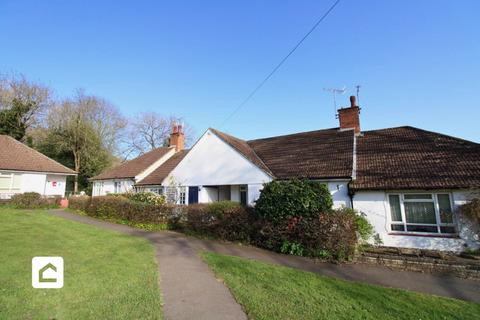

left=1, top=0, right=479, bottom=142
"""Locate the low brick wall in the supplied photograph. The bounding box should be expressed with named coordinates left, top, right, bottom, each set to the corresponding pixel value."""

left=355, top=247, right=480, bottom=280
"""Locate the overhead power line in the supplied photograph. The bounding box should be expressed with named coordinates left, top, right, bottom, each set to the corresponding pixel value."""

left=219, top=0, right=341, bottom=128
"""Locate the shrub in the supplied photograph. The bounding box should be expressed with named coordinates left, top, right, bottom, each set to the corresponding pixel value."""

left=10, top=192, right=57, bottom=209
left=459, top=197, right=480, bottom=225
left=252, top=207, right=357, bottom=261
left=183, top=201, right=253, bottom=242
left=354, top=211, right=374, bottom=243
left=126, top=192, right=166, bottom=206
left=85, top=196, right=175, bottom=224
left=255, top=179, right=333, bottom=222
left=69, top=195, right=92, bottom=211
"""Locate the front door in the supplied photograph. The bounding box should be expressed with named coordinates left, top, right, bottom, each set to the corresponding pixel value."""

left=188, top=186, right=199, bottom=204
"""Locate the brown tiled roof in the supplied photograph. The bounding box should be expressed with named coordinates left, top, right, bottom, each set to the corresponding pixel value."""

left=210, top=128, right=273, bottom=175
left=90, top=147, right=173, bottom=180
left=351, top=126, right=480, bottom=191
left=248, top=128, right=354, bottom=179
left=0, top=135, right=76, bottom=174
left=136, top=150, right=189, bottom=186
left=211, top=127, right=354, bottom=180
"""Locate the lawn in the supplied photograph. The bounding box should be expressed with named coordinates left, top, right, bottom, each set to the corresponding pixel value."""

left=202, top=252, right=480, bottom=320
left=0, top=208, right=162, bottom=319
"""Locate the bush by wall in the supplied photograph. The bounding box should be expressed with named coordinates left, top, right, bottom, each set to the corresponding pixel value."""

left=84, top=196, right=175, bottom=225
left=182, top=202, right=253, bottom=242
left=10, top=192, right=60, bottom=209
left=252, top=207, right=357, bottom=261
left=255, top=179, right=333, bottom=222
left=69, top=195, right=360, bottom=261
left=123, top=192, right=167, bottom=206
left=69, top=195, right=91, bottom=211
left=460, top=197, right=480, bottom=226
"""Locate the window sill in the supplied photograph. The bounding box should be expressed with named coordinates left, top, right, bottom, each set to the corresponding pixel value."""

left=388, top=233, right=459, bottom=239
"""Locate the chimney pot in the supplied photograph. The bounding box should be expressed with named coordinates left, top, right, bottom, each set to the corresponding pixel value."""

left=350, top=95, right=356, bottom=108
left=170, top=123, right=185, bottom=152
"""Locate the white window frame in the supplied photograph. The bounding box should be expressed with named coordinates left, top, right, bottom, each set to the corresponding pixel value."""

left=178, top=187, right=186, bottom=205
left=387, top=192, right=456, bottom=235
left=0, top=172, right=22, bottom=192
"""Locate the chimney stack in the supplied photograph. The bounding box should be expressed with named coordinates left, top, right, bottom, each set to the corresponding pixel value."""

left=170, top=124, right=185, bottom=152
left=338, top=95, right=361, bottom=134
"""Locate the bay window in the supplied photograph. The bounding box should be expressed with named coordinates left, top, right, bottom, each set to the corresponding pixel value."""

left=388, top=193, right=455, bottom=234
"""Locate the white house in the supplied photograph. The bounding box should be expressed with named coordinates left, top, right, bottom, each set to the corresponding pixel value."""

left=0, top=135, right=76, bottom=199
left=90, top=125, right=188, bottom=198
left=163, top=96, right=480, bottom=252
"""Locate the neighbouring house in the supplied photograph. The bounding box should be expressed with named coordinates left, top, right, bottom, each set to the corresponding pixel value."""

left=164, top=96, right=480, bottom=251
left=90, top=125, right=189, bottom=200
left=0, top=135, right=76, bottom=199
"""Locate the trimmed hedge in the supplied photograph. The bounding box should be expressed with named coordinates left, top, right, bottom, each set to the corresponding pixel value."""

left=10, top=192, right=60, bottom=209
left=69, top=195, right=359, bottom=261
left=251, top=208, right=357, bottom=260
left=71, top=195, right=176, bottom=225
left=182, top=202, right=253, bottom=242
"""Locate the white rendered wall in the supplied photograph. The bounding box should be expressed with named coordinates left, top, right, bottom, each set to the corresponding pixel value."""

left=20, top=173, right=47, bottom=194
left=326, top=181, right=351, bottom=208
left=168, top=130, right=272, bottom=186
left=353, top=190, right=479, bottom=252
left=44, top=175, right=67, bottom=197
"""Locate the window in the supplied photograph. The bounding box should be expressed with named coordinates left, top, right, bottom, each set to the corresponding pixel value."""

left=239, top=185, right=248, bottom=206
left=388, top=193, right=456, bottom=234
left=179, top=187, right=186, bottom=205
left=149, top=187, right=164, bottom=195
left=114, top=182, right=121, bottom=193
left=95, top=182, right=104, bottom=196
left=0, top=172, right=21, bottom=191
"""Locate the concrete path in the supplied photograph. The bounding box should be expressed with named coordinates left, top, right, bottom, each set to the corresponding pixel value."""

left=50, top=210, right=480, bottom=308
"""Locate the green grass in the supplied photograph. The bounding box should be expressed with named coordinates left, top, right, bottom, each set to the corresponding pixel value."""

left=0, top=208, right=162, bottom=319
left=202, top=252, right=480, bottom=320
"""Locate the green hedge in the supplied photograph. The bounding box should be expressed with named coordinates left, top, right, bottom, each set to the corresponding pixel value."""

left=10, top=192, right=60, bottom=209
left=69, top=195, right=360, bottom=261
left=255, top=179, right=333, bottom=222
left=252, top=208, right=357, bottom=260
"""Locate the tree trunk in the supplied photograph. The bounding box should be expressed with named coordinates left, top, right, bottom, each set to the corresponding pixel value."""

left=73, top=150, right=80, bottom=194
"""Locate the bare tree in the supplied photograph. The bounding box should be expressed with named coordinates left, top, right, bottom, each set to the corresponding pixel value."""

left=46, top=90, right=126, bottom=193
left=122, top=112, right=194, bottom=159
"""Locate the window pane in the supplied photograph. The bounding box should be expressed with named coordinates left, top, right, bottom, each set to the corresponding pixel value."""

left=437, top=194, right=453, bottom=223
left=404, top=202, right=436, bottom=224
left=391, top=224, right=405, bottom=231
left=388, top=195, right=402, bottom=221
left=404, top=194, right=432, bottom=200
left=240, top=185, right=247, bottom=206
left=12, top=174, right=21, bottom=189
left=406, top=225, right=438, bottom=233
left=0, top=176, right=11, bottom=189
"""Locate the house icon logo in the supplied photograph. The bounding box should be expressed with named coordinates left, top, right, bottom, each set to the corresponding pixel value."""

left=32, top=257, right=64, bottom=289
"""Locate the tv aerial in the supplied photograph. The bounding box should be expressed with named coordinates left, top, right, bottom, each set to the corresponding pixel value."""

left=323, top=86, right=346, bottom=116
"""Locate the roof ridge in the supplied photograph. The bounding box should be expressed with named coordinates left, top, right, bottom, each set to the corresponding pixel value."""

left=247, top=127, right=340, bottom=143
left=209, top=128, right=274, bottom=177
left=363, top=126, right=480, bottom=145
left=1, top=135, right=76, bottom=174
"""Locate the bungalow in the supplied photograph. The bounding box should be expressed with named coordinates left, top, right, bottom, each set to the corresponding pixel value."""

left=90, top=125, right=188, bottom=201
left=164, top=96, right=480, bottom=251
left=0, top=135, right=76, bottom=199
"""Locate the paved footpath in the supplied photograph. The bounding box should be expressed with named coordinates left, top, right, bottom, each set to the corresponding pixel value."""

left=50, top=210, right=480, bottom=319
